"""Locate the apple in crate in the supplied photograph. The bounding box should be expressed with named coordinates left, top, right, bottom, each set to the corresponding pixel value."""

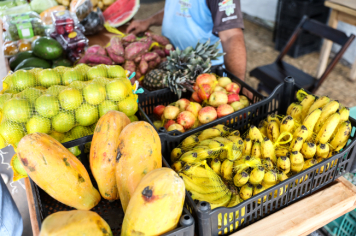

left=217, top=104, right=234, bottom=118
left=209, top=91, right=228, bottom=107
left=218, top=77, right=232, bottom=87
left=168, top=124, right=185, bottom=133
left=177, top=111, right=196, bottom=129
left=153, top=105, right=165, bottom=119
left=153, top=120, right=163, bottom=129
left=191, top=91, right=203, bottom=103
left=225, top=83, right=240, bottom=94
left=164, top=120, right=176, bottom=130
left=227, top=93, right=240, bottom=104
left=240, top=95, right=250, bottom=107
left=175, top=98, right=190, bottom=112
left=196, top=73, right=216, bottom=87
left=198, top=106, right=217, bottom=124
left=213, top=86, right=227, bottom=93
left=186, top=102, right=202, bottom=117
left=197, top=84, right=212, bottom=100
left=164, top=105, right=180, bottom=120
left=231, top=101, right=245, bottom=111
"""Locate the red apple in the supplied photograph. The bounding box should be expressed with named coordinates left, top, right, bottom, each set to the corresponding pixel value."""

left=225, top=82, right=240, bottom=94
left=164, top=105, right=180, bottom=120
left=198, top=106, right=217, bottom=124
left=167, top=123, right=185, bottom=133
left=213, top=86, right=227, bottom=93
left=217, top=104, right=234, bottom=118
left=227, top=93, right=240, bottom=104
left=231, top=101, right=245, bottom=111
left=191, top=91, right=203, bottom=103
left=153, top=105, right=165, bottom=119
left=175, top=98, right=190, bottom=112
left=153, top=120, right=163, bottom=129
left=177, top=111, right=196, bottom=129
left=186, top=102, right=202, bottom=117
left=218, top=77, right=232, bottom=87
left=239, top=95, right=249, bottom=107
left=196, top=73, right=215, bottom=87
left=197, top=84, right=212, bottom=100
left=164, top=120, right=176, bottom=130
left=209, top=91, right=228, bottom=107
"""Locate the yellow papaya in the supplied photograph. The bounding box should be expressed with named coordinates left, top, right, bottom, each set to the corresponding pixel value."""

left=90, top=111, right=130, bottom=200
left=116, top=121, right=162, bottom=213
left=17, top=133, right=100, bottom=210
left=39, top=210, right=112, bottom=236
left=121, top=168, right=185, bottom=235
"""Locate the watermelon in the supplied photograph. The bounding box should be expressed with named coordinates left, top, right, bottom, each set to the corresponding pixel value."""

left=103, top=0, right=140, bottom=27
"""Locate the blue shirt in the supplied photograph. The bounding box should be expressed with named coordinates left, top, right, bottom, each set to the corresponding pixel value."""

left=162, top=0, right=244, bottom=66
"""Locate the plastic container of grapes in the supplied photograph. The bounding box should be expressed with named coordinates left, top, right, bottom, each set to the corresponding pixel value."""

left=51, top=10, right=79, bottom=35
left=55, top=29, right=88, bottom=53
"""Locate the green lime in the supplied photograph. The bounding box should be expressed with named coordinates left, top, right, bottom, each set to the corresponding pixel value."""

left=87, top=65, right=107, bottom=80
left=0, top=121, right=24, bottom=145
left=35, top=94, right=60, bottom=118
left=11, top=70, right=36, bottom=91
left=98, top=100, right=118, bottom=117
left=37, top=69, right=61, bottom=88
left=83, top=83, right=106, bottom=105
left=75, top=104, right=99, bottom=126
left=62, top=68, right=85, bottom=85
left=58, top=88, right=83, bottom=110
left=118, top=96, right=138, bottom=117
left=107, top=65, right=125, bottom=78
left=3, top=98, right=32, bottom=123
left=106, top=79, right=128, bottom=101
left=52, top=112, right=75, bottom=133
left=26, top=115, right=51, bottom=134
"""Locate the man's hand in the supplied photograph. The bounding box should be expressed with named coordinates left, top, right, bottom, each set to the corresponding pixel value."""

left=126, top=19, right=151, bottom=35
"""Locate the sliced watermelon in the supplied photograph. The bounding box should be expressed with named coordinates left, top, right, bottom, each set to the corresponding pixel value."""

left=103, top=0, right=140, bottom=27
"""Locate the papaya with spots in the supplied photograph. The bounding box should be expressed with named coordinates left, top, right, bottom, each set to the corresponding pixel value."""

left=116, top=121, right=162, bottom=213
left=17, top=133, right=101, bottom=210
left=39, top=210, right=112, bottom=236
left=90, top=111, right=131, bottom=200
left=121, top=168, right=185, bottom=235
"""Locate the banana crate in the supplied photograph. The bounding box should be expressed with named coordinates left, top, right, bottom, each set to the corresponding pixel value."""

left=158, top=77, right=356, bottom=236
left=26, top=134, right=195, bottom=236
left=138, top=66, right=264, bottom=136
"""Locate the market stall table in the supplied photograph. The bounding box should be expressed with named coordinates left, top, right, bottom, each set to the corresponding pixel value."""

left=316, top=0, right=356, bottom=81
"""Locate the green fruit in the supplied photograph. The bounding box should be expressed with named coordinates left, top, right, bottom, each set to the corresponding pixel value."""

left=52, top=58, right=72, bottom=68
left=69, top=125, right=93, bottom=139
left=0, top=94, right=13, bottom=109
left=98, top=100, right=119, bottom=117
left=3, top=98, right=32, bottom=123
left=53, top=66, right=70, bottom=77
left=75, top=64, right=90, bottom=80
left=62, top=68, right=85, bottom=85
left=92, top=77, right=112, bottom=86
left=9, top=51, right=33, bottom=71
left=106, top=79, right=129, bottom=101
left=118, top=96, right=138, bottom=117
left=14, top=57, right=51, bottom=71
left=46, top=85, right=67, bottom=97
left=32, top=37, right=63, bottom=60
left=89, top=123, right=97, bottom=133
left=22, top=88, right=43, bottom=104
left=58, top=88, right=83, bottom=110
left=0, top=121, right=24, bottom=145
left=83, top=83, right=106, bottom=105
left=107, top=65, right=126, bottom=78
left=26, top=115, right=51, bottom=134
left=49, top=130, right=65, bottom=142
left=69, top=81, right=88, bottom=91
left=128, top=115, right=139, bottom=122
left=68, top=146, right=81, bottom=156
left=11, top=70, right=36, bottom=91
left=38, top=69, right=61, bottom=87
left=28, top=68, right=43, bottom=77
left=35, top=94, right=60, bottom=118
left=75, top=104, right=99, bottom=126
left=87, top=65, right=107, bottom=80
left=52, top=112, right=75, bottom=133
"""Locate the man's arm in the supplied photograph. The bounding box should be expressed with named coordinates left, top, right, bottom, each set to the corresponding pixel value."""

left=219, top=28, right=247, bottom=81
left=126, top=9, right=165, bottom=35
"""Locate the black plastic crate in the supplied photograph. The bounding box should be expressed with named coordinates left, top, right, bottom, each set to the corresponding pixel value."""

left=159, top=77, right=356, bottom=236
left=138, top=66, right=265, bottom=136
left=29, top=135, right=195, bottom=236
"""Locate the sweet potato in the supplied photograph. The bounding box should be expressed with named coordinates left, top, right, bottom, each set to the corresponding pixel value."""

left=109, top=37, right=124, bottom=56
left=143, top=52, right=158, bottom=61
left=135, top=69, right=142, bottom=80
left=139, top=59, right=148, bottom=75
left=78, top=53, right=114, bottom=65
left=152, top=45, right=161, bottom=51
left=124, top=38, right=152, bottom=60
left=123, top=42, right=130, bottom=48
left=145, top=32, right=170, bottom=46
left=165, top=44, right=174, bottom=56
left=124, top=60, right=136, bottom=73
left=153, top=49, right=165, bottom=58
left=122, top=34, right=136, bottom=43
left=148, top=61, right=158, bottom=69
left=134, top=56, right=141, bottom=63
left=86, top=45, right=106, bottom=56
left=155, top=56, right=161, bottom=64
left=106, top=46, right=125, bottom=64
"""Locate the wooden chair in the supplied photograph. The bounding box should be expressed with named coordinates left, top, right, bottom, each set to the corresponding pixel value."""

left=249, top=16, right=355, bottom=94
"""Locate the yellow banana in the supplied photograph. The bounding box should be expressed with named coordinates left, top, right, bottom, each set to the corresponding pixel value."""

left=243, top=155, right=262, bottom=167
left=239, top=183, right=254, bottom=200
left=258, top=120, right=268, bottom=137
left=277, top=169, right=289, bottom=182
left=171, top=147, right=185, bottom=162
left=267, top=114, right=281, bottom=127
left=315, top=112, right=340, bottom=144
left=214, top=124, right=232, bottom=136
left=179, top=151, right=199, bottom=163
left=171, top=161, right=185, bottom=172
left=317, top=157, right=329, bottom=174
left=249, top=125, right=263, bottom=142
left=275, top=148, right=290, bottom=157
left=243, top=138, right=252, bottom=155
left=190, top=190, right=231, bottom=204
left=262, top=157, right=274, bottom=170
left=330, top=121, right=351, bottom=151
left=251, top=141, right=262, bottom=159
left=181, top=164, right=209, bottom=178
left=221, top=159, right=234, bottom=181
left=308, top=96, right=330, bottom=114
left=300, top=94, right=316, bottom=120
left=210, top=158, right=221, bottom=175
left=290, top=104, right=303, bottom=124
left=249, top=166, right=265, bottom=185
left=263, top=169, right=278, bottom=186
left=209, top=193, right=232, bottom=210
left=290, top=137, right=304, bottom=152
left=287, top=103, right=298, bottom=116
left=198, top=128, right=222, bottom=141
left=296, top=89, right=309, bottom=102
left=267, top=120, right=280, bottom=143
left=181, top=134, right=200, bottom=150
left=209, top=140, right=225, bottom=150
left=233, top=171, right=249, bottom=187
left=302, top=158, right=318, bottom=171
left=229, top=130, right=241, bottom=137
left=293, top=125, right=309, bottom=141
left=303, top=108, right=322, bottom=140
left=212, top=137, right=232, bottom=145
left=253, top=184, right=267, bottom=203
left=316, top=143, right=330, bottom=159
left=339, top=107, right=350, bottom=124
left=314, top=101, right=340, bottom=134
left=261, top=137, right=276, bottom=161
left=301, top=142, right=316, bottom=159
left=290, top=151, right=304, bottom=173
left=198, top=139, right=212, bottom=147
left=280, top=115, right=295, bottom=134
left=277, top=156, right=291, bottom=174
left=180, top=174, right=219, bottom=194
left=226, top=135, right=243, bottom=144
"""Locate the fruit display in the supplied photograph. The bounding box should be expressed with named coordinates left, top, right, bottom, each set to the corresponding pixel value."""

left=103, top=0, right=139, bottom=27
left=39, top=210, right=112, bottom=236
left=151, top=73, right=250, bottom=133
left=142, top=39, right=224, bottom=97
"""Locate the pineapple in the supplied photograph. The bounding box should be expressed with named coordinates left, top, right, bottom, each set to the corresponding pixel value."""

left=143, top=39, right=225, bottom=98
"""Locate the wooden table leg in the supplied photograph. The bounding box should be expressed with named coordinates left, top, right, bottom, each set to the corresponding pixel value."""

left=316, top=10, right=339, bottom=78
left=350, top=58, right=356, bottom=81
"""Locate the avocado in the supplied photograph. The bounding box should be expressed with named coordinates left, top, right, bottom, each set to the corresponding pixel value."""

left=32, top=37, right=63, bottom=60
left=9, top=51, right=33, bottom=71
left=14, top=58, right=51, bottom=71
left=52, top=58, right=72, bottom=68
